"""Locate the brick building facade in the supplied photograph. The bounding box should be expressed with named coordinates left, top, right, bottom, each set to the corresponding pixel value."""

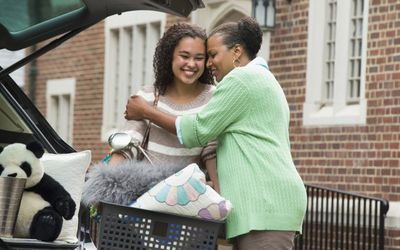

left=23, top=0, right=399, bottom=248
left=268, top=1, right=399, bottom=248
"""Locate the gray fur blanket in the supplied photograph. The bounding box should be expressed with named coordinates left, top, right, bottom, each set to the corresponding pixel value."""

left=81, top=160, right=183, bottom=206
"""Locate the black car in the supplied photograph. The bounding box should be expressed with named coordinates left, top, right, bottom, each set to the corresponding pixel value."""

left=0, top=1, right=204, bottom=249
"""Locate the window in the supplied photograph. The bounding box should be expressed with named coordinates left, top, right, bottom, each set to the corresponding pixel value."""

left=102, top=11, right=165, bottom=141
left=46, top=78, right=75, bottom=144
left=0, top=0, right=85, bottom=33
left=303, top=0, right=368, bottom=126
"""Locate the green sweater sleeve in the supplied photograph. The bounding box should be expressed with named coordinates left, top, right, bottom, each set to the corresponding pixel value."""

left=180, top=70, right=250, bottom=148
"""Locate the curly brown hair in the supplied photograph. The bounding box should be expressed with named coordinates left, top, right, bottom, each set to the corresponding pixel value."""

left=153, top=23, right=214, bottom=95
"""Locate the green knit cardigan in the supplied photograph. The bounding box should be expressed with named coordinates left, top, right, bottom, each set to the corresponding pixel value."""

left=180, top=58, right=307, bottom=239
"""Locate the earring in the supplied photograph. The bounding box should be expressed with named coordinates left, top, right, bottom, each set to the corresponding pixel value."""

left=233, top=58, right=241, bottom=68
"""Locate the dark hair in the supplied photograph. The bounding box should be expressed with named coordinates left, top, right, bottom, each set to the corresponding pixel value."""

left=153, top=23, right=214, bottom=95
left=209, top=16, right=262, bottom=59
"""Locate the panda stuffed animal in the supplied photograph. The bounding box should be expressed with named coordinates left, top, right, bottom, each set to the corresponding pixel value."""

left=0, top=141, right=76, bottom=242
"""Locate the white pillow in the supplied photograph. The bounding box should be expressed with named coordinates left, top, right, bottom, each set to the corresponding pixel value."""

left=41, top=150, right=91, bottom=243
left=131, top=163, right=232, bottom=221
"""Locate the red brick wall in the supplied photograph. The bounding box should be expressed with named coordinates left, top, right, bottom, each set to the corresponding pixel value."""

left=24, top=21, right=108, bottom=161
left=386, top=228, right=400, bottom=249
left=271, top=0, right=400, bottom=198
left=269, top=0, right=399, bottom=248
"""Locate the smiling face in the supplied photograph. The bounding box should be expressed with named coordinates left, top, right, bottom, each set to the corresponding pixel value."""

left=206, top=34, right=236, bottom=82
left=171, top=36, right=206, bottom=86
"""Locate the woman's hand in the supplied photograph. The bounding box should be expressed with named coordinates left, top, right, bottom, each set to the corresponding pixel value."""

left=125, top=95, right=178, bottom=135
left=124, top=95, right=150, bottom=120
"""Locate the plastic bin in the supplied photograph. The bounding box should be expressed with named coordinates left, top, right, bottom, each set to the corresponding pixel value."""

left=97, top=202, right=222, bottom=250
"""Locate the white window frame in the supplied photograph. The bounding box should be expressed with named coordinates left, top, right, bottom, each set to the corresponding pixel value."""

left=303, top=0, right=368, bottom=126
left=46, top=78, right=75, bottom=144
left=101, top=11, right=165, bottom=141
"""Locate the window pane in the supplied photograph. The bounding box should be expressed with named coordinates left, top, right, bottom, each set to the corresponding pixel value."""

left=59, top=94, right=71, bottom=143
left=322, top=0, right=337, bottom=105
left=110, top=28, right=120, bottom=125
left=127, top=27, right=133, bottom=96
left=50, top=96, right=60, bottom=131
left=138, top=24, right=147, bottom=84
left=0, top=0, right=85, bottom=33
left=347, top=0, right=363, bottom=103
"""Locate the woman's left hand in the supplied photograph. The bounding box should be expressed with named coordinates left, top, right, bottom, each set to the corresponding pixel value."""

left=124, top=95, right=150, bottom=120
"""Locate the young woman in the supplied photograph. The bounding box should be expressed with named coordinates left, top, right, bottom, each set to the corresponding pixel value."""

left=110, top=23, right=218, bottom=190
left=124, top=17, right=307, bottom=249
